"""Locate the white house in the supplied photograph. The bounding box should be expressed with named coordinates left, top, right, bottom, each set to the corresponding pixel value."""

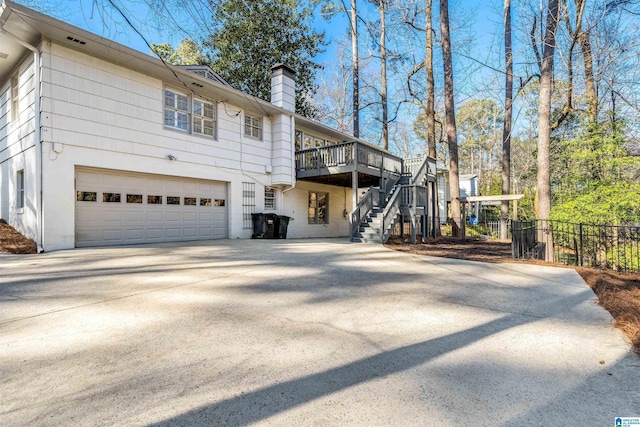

left=0, top=1, right=437, bottom=251
left=436, top=171, right=479, bottom=223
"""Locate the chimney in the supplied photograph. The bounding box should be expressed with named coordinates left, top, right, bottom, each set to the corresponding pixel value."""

left=271, top=64, right=296, bottom=112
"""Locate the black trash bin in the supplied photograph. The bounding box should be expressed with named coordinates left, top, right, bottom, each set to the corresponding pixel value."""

left=276, top=215, right=291, bottom=239
left=251, top=213, right=265, bottom=238
left=263, top=214, right=278, bottom=239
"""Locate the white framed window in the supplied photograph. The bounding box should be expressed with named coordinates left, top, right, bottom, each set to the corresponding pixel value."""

left=308, top=191, right=328, bottom=224
left=265, top=187, right=275, bottom=210
left=164, top=89, right=189, bottom=131
left=193, top=99, right=216, bottom=137
left=16, top=169, right=24, bottom=209
left=244, top=114, right=262, bottom=140
left=11, top=73, right=19, bottom=123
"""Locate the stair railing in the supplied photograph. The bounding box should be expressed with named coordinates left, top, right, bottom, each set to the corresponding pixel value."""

left=381, top=187, right=402, bottom=243
left=409, top=155, right=429, bottom=185
left=350, top=187, right=380, bottom=240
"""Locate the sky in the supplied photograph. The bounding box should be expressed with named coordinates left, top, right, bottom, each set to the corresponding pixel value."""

left=16, top=0, right=507, bottom=149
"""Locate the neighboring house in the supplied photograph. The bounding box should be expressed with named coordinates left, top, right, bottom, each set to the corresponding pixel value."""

left=0, top=1, right=436, bottom=251
left=436, top=171, right=479, bottom=223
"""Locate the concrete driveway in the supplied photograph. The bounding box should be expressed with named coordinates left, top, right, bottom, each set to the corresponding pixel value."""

left=1, top=239, right=638, bottom=425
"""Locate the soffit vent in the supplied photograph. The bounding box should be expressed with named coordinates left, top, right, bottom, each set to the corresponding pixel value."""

left=67, top=36, right=87, bottom=45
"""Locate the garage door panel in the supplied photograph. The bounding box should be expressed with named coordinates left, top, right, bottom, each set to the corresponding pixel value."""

left=76, top=168, right=228, bottom=247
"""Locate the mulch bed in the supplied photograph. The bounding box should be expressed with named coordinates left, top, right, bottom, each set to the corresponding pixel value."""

left=0, top=220, right=37, bottom=254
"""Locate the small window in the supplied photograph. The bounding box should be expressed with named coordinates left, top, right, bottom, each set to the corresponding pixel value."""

left=77, top=191, right=97, bottom=202
left=295, top=130, right=303, bottom=151
left=148, top=195, right=162, bottom=204
left=167, top=196, right=180, bottom=205
left=193, top=99, right=216, bottom=137
left=11, top=73, right=19, bottom=122
left=17, top=170, right=24, bottom=208
left=264, top=187, right=275, bottom=210
left=303, top=135, right=313, bottom=149
left=184, top=197, right=196, bottom=206
left=103, top=193, right=121, bottom=203
left=200, top=198, right=212, bottom=206
left=127, top=194, right=143, bottom=203
left=308, top=191, right=328, bottom=224
left=214, top=199, right=225, bottom=207
left=164, top=89, right=189, bottom=131
left=244, top=114, right=262, bottom=139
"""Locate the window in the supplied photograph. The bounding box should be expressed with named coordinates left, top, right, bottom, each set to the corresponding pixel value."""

left=103, top=193, right=121, bottom=203
left=193, top=99, right=216, bottom=137
left=16, top=170, right=24, bottom=208
left=77, top=191, right=97, bottom=202
left=184, top=197, right=196, bottom=206
left=264, top=187, right=275, bottom=210
left=11, top=73, right=18, bottom=122
left=214, top=199, right=225, bottom=207
left=308, top=192, right=328, bottom=224
left=167, top=196, right=180, bottom=205
left=244, top=115, right=262, bottom=139
left=164, top=89, right=217, bottom=138
left=243, top=182, right=256, bottom=228
left=164, top=89, right=189, bottom=131
left=200, top=198, right=212, bottom=206
left=295, top=130, right=302, bottom=151
left=127, top=194, right=142, bottom=203
left=147, top=195, right=162, bottom=204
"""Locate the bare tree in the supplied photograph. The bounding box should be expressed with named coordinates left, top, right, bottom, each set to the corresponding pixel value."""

left=501, top=0, right=513, bottom=239
left=440, top=0, right=462, bottom=236
left=537, top=0, right=561, bottom=259
left=351, top=0, right=361, bottom=138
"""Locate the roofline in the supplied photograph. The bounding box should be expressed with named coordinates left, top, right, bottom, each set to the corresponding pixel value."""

left=0, top=0, right=291, bottom=117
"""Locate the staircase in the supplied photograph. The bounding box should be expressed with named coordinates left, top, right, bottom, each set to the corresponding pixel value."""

left=350, top=155, right=435, bottom=244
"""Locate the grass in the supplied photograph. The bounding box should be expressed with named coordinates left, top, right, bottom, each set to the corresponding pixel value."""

left=386, top=236, right=640, bottom=355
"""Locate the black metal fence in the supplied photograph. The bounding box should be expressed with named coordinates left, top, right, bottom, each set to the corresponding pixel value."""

left=512, top=219, right=640, bottom=274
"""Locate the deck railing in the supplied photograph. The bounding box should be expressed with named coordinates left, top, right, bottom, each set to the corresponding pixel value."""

left=351, top=187, right=380, bottom=239
left=381, top=189, right=402, bottom=243
left=400, top=185, right=428, bottom=209
left=295, top=141, right=403, bottom=174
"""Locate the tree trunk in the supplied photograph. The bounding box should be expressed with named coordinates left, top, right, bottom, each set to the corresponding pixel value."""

left=351, top=0, right=360, bottom=138
left=380, top=0, right=389, bottom=150
left=426, top=0, right=440, bottom=235
left=501, top=0, right=512, bottom=239
left=440, top=0, right=461, bottom=237
left=579, top=29, right=597, bottom=123
left=426, top=0, right=436, bottom=159
left=537, top=0, right=560, bottom=260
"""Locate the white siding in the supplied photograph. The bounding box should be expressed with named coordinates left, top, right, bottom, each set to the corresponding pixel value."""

left=0, top=57, right=38, bottom=241
left=283, top=182, right=352, bottom=239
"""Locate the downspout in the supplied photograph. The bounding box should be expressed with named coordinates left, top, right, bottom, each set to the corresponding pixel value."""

left=1, top=29, right=43, bottom=252
left=282, top=114, right=296, bottom=199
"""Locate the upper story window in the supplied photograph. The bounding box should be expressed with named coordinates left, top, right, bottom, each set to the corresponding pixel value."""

left=163, top=88, right=217, bottom=138
left=11, top=73, right=19, bottom=123
left=164, top=89, right=189, bottom=131
left=244, top=114, right=263, bottom=140
left=193, top=99, right=216, bottom=137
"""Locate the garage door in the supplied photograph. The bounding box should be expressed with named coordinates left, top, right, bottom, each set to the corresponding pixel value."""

left=75, top=168, right=227, bottom=247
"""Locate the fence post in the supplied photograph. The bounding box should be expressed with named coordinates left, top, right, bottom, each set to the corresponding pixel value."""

left=579, top=223, right=584, bottom=267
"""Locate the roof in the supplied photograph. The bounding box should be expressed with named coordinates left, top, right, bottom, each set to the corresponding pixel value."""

left=0, top=0, right=388, bottom=153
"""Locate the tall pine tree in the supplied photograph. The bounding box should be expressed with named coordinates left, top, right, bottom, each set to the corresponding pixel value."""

left=206, top=0, right=325, bottom=117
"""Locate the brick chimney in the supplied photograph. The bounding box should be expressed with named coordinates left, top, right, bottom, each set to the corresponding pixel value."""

left=270, top=64, right=296, bottom=112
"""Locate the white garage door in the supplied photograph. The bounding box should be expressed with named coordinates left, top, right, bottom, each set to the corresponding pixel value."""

left=75, top=168, right=228, bottom=247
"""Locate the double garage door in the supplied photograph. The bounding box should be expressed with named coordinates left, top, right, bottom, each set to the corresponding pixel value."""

left=75, top=168, right=228, bottom=247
